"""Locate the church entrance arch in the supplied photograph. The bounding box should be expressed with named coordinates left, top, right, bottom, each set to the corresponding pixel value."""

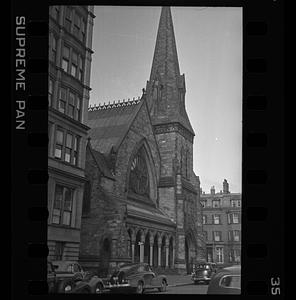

left=134, top=230, right=142, bottom=263
left=144, top=232, right=150, bottom=264
left=168, top=237, right=174, bottom=268
left=161, top=236, right=166, bottom=268
left=153, top=234, right=158, bottom=267
left=100, top=237, right=111, bottom=277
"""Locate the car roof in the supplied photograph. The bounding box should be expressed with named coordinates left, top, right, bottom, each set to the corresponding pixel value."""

left=216, top=265, right=241, bottom=276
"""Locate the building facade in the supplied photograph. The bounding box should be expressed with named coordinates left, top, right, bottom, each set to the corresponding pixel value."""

left=47, top=5, right=95, bottom=261
left=201, top=180, right=241, bottom=266
left=79, top=7, right=206, bottom=275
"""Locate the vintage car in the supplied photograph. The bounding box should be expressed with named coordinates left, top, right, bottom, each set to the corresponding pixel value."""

left=47, top=260, right=105, bottom=294
left=191, top=262, right=217, bottom=284
left=207, top=265, right=241, bottom=294
left=107, top=263, right=168, bottom=294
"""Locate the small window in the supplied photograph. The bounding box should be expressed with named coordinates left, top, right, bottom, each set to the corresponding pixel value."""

left=62, top=46, right=70, bottom=72
left=212, top=200, right=220, bottom=208
left=64, top=7, right=72, bottom=32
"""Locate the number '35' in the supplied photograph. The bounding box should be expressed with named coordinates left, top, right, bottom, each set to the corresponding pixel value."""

left=271, top=277, right=280, bottom=295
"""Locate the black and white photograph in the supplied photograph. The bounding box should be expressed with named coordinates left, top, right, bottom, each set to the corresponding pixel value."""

left=47, top=5, right=242, bottom=294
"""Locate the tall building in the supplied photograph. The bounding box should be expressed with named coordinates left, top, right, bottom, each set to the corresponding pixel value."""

left=79, top=6, right=205, bottom=275
left=47, top=5, right=95, bottom=261
left=201, top=180, right=241, bottom=266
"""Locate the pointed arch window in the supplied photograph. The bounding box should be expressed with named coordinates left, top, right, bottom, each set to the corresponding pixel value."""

left=129, top=147, right=149, bottom=196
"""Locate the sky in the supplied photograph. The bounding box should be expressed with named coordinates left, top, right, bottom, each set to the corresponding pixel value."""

left=89, top=6, right=242, bottom=193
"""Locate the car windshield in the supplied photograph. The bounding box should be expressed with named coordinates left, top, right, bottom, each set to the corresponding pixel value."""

left=118, top=264, right=138, bottom=273
left=197, top=264, right=210, bottom=269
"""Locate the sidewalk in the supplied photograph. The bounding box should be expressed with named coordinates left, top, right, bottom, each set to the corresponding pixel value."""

left=166, top=274, right=193, bottom=287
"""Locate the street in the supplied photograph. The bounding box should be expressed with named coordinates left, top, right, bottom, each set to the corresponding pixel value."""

left=145, top=283, right=208, bottom=294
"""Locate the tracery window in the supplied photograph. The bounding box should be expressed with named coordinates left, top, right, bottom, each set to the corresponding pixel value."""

left=129, top=147, right=149, bottom=196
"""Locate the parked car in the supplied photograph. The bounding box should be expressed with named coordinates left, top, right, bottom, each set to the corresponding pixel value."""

left=207, top=265, right=241, bottom=294
left=47, top=260, right=105, bottom=294
left=107, top=263, right=168, bottom=294
left=191, top=262, right=217, bottom=284
left=69, top=271, right=106, bottom=294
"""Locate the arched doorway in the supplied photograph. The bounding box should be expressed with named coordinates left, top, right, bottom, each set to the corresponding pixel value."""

left=127, top=229, right=133, bottom=261
left=135, top=231, right=142, bottom=263
left=161, top=236, right=166, bottom=268
left=153, top=234, right=158, bottom=267
left=168, top=237, right=174, bottom=268
left=100, top=238, right=111, bottom=277
left=144, top=232, right=150, bottom=264
left=185, top=237, right=190, bottom=274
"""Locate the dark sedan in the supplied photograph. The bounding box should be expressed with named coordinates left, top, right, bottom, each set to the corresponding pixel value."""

left=191, top=263, right=216, bottom=284
left=207, top=265, right=241, bottom=294
left=47, top=260, right=105, bottom=294
left=107, top=263, right=168, bottom=294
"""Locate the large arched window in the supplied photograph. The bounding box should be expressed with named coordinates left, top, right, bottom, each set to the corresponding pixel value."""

left=129, top=146, right=149, bottom=196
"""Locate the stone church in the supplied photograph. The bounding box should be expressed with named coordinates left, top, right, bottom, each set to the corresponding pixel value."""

left=79, top=7, right=206, bottom=275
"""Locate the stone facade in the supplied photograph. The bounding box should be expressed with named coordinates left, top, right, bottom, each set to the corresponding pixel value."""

left=79, top=7, right=206, bottom=275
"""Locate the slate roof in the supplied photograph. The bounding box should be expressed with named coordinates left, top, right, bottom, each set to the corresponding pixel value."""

left=87, top=99, right=143, bottom=154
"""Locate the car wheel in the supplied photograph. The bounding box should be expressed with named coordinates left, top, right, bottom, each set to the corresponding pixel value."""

left=61, top=280, right=74, bottom=293
left=136, top=281, right=144, bottom=294
left=95, top=283, right=104, bottom=294
left=158, top=280, right=167, bottom=292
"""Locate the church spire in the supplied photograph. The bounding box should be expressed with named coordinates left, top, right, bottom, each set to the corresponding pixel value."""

left=146, top=6, right=195, bottom=136
left=149, top=6, right=180, bottom=83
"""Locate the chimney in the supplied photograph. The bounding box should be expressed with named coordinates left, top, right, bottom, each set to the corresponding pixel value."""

left=223, top=179, right=229, bottom=194
left=210, top=186, right=215, bottom=195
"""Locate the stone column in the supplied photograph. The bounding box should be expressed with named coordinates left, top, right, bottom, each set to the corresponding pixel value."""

left=172, top=247, right=175, bottom=268
left=131, top=243, right=135, bottom=263
left=165, top=246, right=169, bottom=268
left=150, top=244, right=153, bottom=266
left=158, top=246, right=161, bottom=267
left=139, top=242, right=144, bottom=263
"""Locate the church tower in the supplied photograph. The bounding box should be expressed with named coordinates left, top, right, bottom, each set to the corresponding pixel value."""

left=146, top=7, right=205, bottom=273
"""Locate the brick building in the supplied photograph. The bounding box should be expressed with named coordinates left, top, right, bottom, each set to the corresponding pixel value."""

left=201, top=180, right=241, bottom=266
left=79, top=7, right=206, bottom=275
left=47, top=6, right=95, bottom=261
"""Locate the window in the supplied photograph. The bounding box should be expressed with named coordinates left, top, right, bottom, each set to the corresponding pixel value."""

left=54, top=241, right=64, bottom=260
left=233, top=230, right=240, bottom=242
left=52, top=184, right=74, bottom=226
left=73, top=13, right=81, bottom=38
left=232, top=213, right=239, bottom=224
left=71, top=51, right=78, bottom=77
left=200, top=200, right=206, bottom=208
left=49, top=79, right=53, bottom=107
left=58, top=88, right=67, bottom=113
left=64, top=7, right=72, bottom=32
left=202, top=215, right=207, bottom=225
left=68, top=92, right=75, bottom=118
left=78, top=56, right=83, bottom=81
left=213, top=231, right=222, bottom=242
left=231, top=199, right=241, bottom=208
left=216, top=247, right=224, bottom=263
left=81, top=19, right=86, bottom=42
left=51, top=35, right=57, bottom=64
left=75, top=96, right=81, bottom=121
left=213, top=214, right=221, bottom=225
left=62, top=46, right=70, bottom=72
left=54, top=128, right=64, bottom=159
left=212, top=200, right=220, bottom=208
left=129, top=146, right=149, bottom=196
left=54, top=127, right=79, bottom=165
left=228, top=212, right=240, bottom=224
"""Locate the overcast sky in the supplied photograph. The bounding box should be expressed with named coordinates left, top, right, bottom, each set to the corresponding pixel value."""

left=89, top=6, right=242, bottom=193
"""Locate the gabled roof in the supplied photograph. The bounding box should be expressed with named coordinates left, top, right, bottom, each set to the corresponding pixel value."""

left=87, top=98, right=144, bottom=154
left=87, top=142, right=114, bottom=179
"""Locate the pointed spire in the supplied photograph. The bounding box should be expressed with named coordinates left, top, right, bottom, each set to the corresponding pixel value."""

left=149, top=6, right=180, bottom=83
left=146, top=7, right=195, bottom=136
